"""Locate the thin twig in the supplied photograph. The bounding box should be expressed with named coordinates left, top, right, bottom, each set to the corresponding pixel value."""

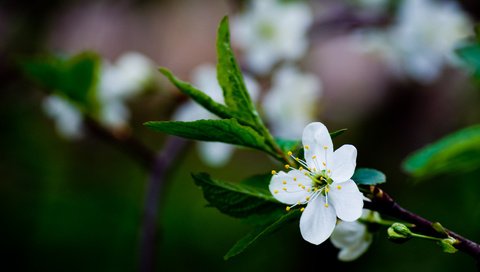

left=84, top=117, right=155, bottom=169
left=139, top=136, right=188, bottom=272
left=365, top=186, right=480, bottom=263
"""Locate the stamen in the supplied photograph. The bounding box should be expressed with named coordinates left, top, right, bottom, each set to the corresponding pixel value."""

left=337, top=185, right=342, bottom=190
left=284, top=164, right=290, bottom=169
left=304, top=145, right=310, bottom=150
left=286, top=206, right=291, bottom=211
left=300, top=207, right=305, bottom=212
left=282, top=187, right=287, bottom=191
left=282, top=180, right=287, bottom=185
left=287, top=151, right=293, bottom=156
left=271, top=170, right=277, bottom=175
left=274, top=190, right=279, bottom=194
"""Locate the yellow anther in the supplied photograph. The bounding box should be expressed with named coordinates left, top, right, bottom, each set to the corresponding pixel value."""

left=312, top=155, right=317, bottom=159
left=324, top=203, right=329, bottom=208
left=284, top=164, right=290, bottom=169
left=307, top=188, right=311, bottom=192
left=274, top=190, right=279, bottom=194
left=271, top=170, right=277, bottom=175
left=322, top=162, right=326, bottom=166
left=327, top=169, right=331, bottom=173
left=286, top=206, right=291, bottom=212
left=282, top=187, right=287, bottom=191
left=299, top=166, right=304, bottom=170
left=282, top=180, right=287, bottom=185
left=304, top=172, right=308, bottom=176
left=295, top=157, right=300, bottom=161
left=323, top=146, right=328, bottom=150
left=300, top=207, right=305, bottom=212
left=306, top=196, right=310, bottom=201
left=305, top=145, right=310, bottom=150
left=314, top=188, right=319, bottom=192
left=287, top=151, right=293, bottom=156
left=302, top=186, right=306, bottom=190
left=293, top=178, right=297, bottom=181
left=313, top=167, right=317, bottom=171
left=337, top=185, right=342, bottom=190
left=297, top=201, right=301, bottom=205
left=325, top=187, right=330, bottom=193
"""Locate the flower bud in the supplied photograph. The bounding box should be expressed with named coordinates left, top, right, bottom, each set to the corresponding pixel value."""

left=387, top=223, right=412, bottom=243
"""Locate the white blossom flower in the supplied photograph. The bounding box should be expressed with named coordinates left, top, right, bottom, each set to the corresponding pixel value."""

left=263, top=65, right=322, bottom=139
left=172, top=63, right=260, bottom=167
left=43, top=95, right=83, bottom=139
left=354, top=0, right=471, bottom=83
left=232, top=0, right=313, bottom=74
left=269, top=122, right=363, bottom=245
left=330, top=209, right=375, bottom=261
left=390, top=0, right=471, bottom=83
left=98, top=52, right=154, bottom=128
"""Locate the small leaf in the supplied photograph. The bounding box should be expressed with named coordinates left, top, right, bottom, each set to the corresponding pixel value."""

left=192, top=173, right=280, bottom=218
left=216, top=17, right=258, bottom=123
left=144, top=119, right=269, bottom=151
left=224, top=210, right=301, bottom=260
left=274, top=129, right=348, bottom=153
left=402, top=124, right=480, bottom=179
left=330, top=128, right=348, bottom=139
left=352, top=168, right=386, bottom=185
left=22, top=52, right=99, bottom=108
left=456, top=44, right=480, bottom=79
left=159, top=67, right=233, bottom=119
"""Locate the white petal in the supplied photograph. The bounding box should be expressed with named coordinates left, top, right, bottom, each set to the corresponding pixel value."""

left=299, top=195, right=337, bottom=245
left=330, top=144, right=357, bottom=183
left=197, top=142, right=234, bottom=167
left=330, top=221, right=367, bottom=249
left=269, top=170, right=312, bottom=205
left=338, top=233, right=372, bottom=262
left=302, top=122, right=333, bottom=171
left=329, top=180, right=364, bottom=222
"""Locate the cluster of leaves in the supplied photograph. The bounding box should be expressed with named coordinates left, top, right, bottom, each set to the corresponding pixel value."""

left=22, top=52, right=101, bottom=113
left=147, top=16, right=386, bottom=259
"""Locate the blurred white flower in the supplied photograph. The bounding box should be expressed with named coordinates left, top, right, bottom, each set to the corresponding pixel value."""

left=232, top=0, right=313, bottom=75
left=98, top=52, right=154, bottom=128
left=330, top=210, right=375, bottom=261
left=354, top=0, right=389, bottom=11
left=263, top=66, right=322, bottom=139
left=43, top=95, right=83, bottom=139
left=353, top=0, right=471, bottom=83
left=173, top=63, right=259, bottom=167
left=391, top=0, right=471, bottom=83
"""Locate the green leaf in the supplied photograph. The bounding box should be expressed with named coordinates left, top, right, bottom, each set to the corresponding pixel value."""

left=224, top=210, right=301, bottom=260
left=144, top=119, right=269, bottom=151
left=22, top=52, right=99, bottom=107
left=192, top=173, right=280, bottom=218
left=330, top=128, right=348, bottom=139
left=403, top=124, right=480, bottom=179
left=159, top=67, right=233, bottom=119
left=216, top=16, right=258, bottom=123
left=352, top=168, right=386, bottom=185
left=456, top=44, right=480, bottom=79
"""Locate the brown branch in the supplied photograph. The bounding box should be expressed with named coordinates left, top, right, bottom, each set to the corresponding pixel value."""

left=84, top=117, right=155, bottom=169
left=365, top=186, right=480, bottom=263
left=139, top=136, right=188, bottom=272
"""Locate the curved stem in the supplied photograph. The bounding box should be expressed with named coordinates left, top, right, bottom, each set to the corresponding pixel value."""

left=364, top=186, right=480, bottom=263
